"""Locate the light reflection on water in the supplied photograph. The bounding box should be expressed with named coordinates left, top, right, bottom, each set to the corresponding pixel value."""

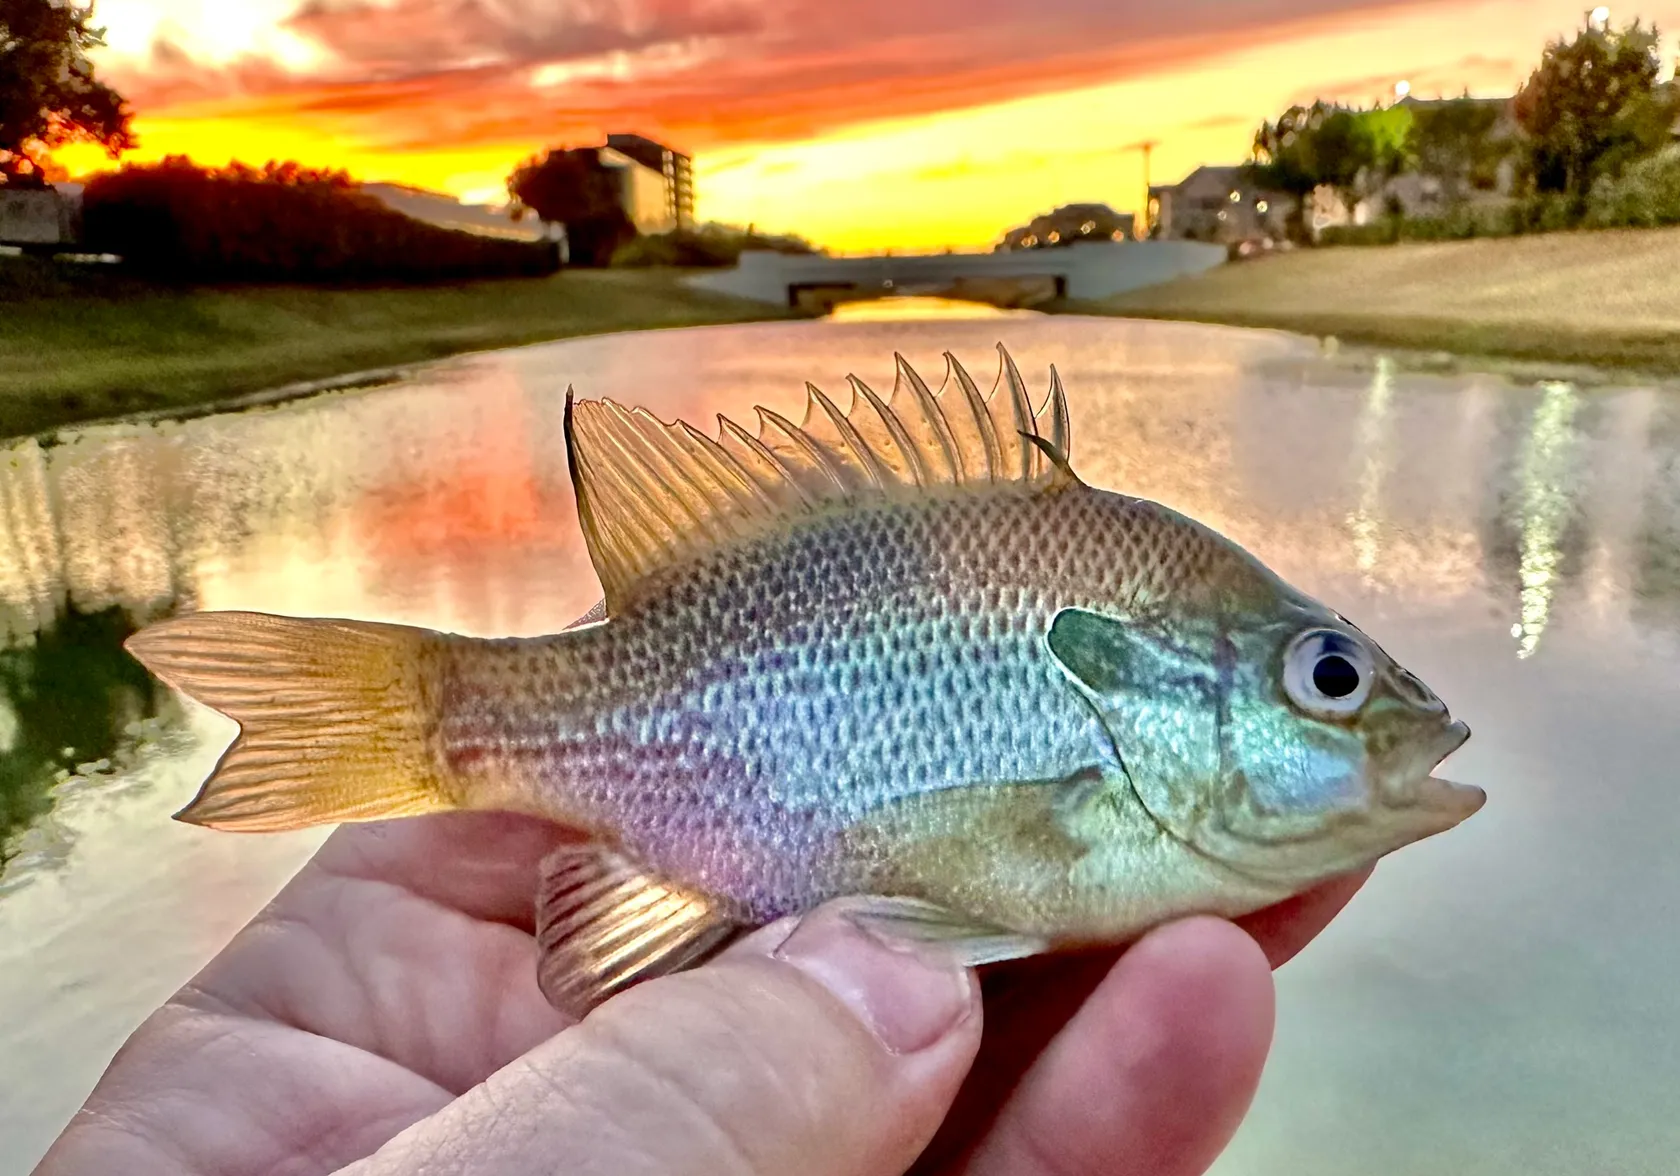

left=1, top=302, right=1679, bottom=1175
left=1512, top=382, right=1582, bottom=658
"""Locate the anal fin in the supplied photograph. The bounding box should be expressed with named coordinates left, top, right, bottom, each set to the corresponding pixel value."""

left=536, top=843, right=742, bottom=1019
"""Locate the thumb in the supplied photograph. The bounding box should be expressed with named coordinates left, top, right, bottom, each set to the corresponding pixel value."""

left=335, top=902, right=984, bottom=1176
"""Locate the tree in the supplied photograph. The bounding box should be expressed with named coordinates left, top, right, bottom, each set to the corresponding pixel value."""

left=1513, top=14, right=1664, bottom=198
left=0, top=0, right=134, bottom=187
left=508, top=147, right=633, bottom=267
left=1249, top=101, right=1408, bottom=238
left=1404, top=96, right=1507, bottom=205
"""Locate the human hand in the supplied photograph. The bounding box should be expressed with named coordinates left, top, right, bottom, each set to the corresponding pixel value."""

left=32, top=811, right=1369, bottom=1176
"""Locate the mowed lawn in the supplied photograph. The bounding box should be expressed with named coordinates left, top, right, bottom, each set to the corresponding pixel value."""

left=1078, top=225, right=1680, bottom=374
left=0, top=266, right=802, bottom=438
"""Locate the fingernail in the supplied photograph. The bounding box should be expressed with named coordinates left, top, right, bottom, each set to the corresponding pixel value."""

left=772, top=908, right=976, bottom=1055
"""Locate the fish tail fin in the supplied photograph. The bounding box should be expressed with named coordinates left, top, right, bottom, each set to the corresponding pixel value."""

left=125, top=611, right=458, bottom=832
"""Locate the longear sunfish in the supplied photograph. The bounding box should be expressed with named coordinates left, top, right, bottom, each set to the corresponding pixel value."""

left=126, top=346, right=1483, bottom=1018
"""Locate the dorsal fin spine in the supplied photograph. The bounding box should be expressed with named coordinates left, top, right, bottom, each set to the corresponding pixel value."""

left=891, top=354, right=962, bottom=483
left=756, top=405, right=851, bottom=494
left=718, top=415, right=818, bottom=510
left=997, top=345, right=1038, bottom=482
left=676, top=422, right=778, bottom=520
left=946, top=352, right=1002, bottom=482
left=806, top=382, right=890, bottom=491
left=565, top=348, right=1078, bottom=614
left=851, top=375, right=929, bottom=488
left=1043, top=366, right=1071, bottom=458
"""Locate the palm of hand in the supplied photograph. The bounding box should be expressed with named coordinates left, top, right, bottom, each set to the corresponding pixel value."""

left=38, top=812, right=1367, bottom=1176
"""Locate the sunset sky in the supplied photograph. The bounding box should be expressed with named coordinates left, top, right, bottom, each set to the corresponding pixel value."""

left=54, top=0, right=1680, bottom=253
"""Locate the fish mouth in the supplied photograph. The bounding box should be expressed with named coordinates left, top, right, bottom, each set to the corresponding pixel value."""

left=1407, top=719, right=1484, bottom=818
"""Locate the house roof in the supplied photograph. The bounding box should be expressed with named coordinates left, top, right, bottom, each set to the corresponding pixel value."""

left=605, top=133, right=691, bottom=170
left=1396, top=93, right=1510, bottom=112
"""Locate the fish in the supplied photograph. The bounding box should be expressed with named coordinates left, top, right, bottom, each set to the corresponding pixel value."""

left=124, top=344, right=1483, bottom=1020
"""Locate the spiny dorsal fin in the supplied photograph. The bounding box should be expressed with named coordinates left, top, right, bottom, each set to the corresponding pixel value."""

left=565, top=344, right=1075, bottom=612
left=535, top=842, right=742, bottom=1020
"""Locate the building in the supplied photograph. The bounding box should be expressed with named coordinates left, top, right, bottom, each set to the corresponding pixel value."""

left=1148, top=166, right=1294, bottom=243
left=596, top=146, right=680, bottom=235
left=996, top=203, right=1136, bottom=250
left=605, top=133, right=694, bottom=231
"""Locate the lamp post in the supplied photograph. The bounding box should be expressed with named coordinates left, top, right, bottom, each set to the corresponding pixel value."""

left=1123, top=139, right=1160, bottom=238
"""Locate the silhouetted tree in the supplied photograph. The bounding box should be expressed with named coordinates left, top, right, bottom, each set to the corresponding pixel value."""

left=1513, top=14, right=1664, bottom=198
left=508, top=148, right=634, bottom=267
left=0, top=0, right=134, bottom=186
left=83, top=157, right=561, bottom=283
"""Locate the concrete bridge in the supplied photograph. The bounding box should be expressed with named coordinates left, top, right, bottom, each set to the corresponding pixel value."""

left=686, top=240, right=1228, bottom=311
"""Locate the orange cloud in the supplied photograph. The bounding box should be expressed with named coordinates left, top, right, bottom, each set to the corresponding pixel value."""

left=103, top=0, right=1428, bottom=152
left=63, top=0, right=1676, bottom=251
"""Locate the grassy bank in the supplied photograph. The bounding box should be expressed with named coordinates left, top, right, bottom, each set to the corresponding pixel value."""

left=1068, top=225, right=1680, bottom=377
left=0, top=263, right=803, bottom=438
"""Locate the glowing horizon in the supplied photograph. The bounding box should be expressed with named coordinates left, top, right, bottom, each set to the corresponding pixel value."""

left=52, top=0, right=1680, bottom=254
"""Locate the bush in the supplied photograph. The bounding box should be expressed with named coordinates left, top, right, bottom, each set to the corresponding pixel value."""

left=1316, top=194, right=1585, bottom=247
left=612, top=223, right=819, bottom=268
left=1584, top=146, right=1680, bottom=228
left=1318, top=222, right=1398, bottom=246
left=82, top=158, right=561, bottom=283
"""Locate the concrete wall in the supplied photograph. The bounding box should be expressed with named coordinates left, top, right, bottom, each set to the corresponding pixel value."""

left=686, top=240, right=1228, bottom=307
left=0, top=189, right=76, bottom=247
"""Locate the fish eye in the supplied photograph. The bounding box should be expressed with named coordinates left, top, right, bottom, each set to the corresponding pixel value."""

left=1283, top=629, right=1374, bottom=717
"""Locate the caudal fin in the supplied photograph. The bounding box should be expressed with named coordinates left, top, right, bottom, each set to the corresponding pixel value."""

left=125, top=611, right=457, bottom=832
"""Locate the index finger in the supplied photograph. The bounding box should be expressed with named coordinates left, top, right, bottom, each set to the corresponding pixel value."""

left=907, top=870, right=1372, bottom=1172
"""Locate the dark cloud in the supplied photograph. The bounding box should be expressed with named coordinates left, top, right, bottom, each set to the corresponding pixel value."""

left=285, top=0, right=762, bottom=76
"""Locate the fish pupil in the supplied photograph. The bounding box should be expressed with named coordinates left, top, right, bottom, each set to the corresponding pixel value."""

left=1313, top=654, right=1361, bottom=699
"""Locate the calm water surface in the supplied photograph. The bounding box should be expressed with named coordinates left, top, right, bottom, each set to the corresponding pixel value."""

left=3, top=299, right=1679, bottom=1174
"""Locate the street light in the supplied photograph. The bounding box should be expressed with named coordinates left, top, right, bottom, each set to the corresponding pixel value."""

left=1123, top=139, right=1160, bottom=237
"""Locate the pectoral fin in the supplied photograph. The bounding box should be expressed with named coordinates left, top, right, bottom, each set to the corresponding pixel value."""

left=535, top=843, right=743, bottom=1019
left=842, top=896, right=1048, bottom=967
left=841, top=769, right=1130, bottom=949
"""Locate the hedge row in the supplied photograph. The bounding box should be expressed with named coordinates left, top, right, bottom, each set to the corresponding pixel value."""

left=1317, top=194, right=1583, bottom=246
left=81, top=158, right=560, bottom=283
left=611, top=225, right=820, bottom=268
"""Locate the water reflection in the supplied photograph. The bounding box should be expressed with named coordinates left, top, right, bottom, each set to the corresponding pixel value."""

left=1511, top=383, right=1583, bottom=658
left=1, top=308, right=1679, bottom=1176
left=824, top=296, right=1033, bottom=322
left=1346, top=355, right=1395, bottom=580
left=1636, top=392, right=1680, bottom=626
left=0, top=604, right=166, bottom=874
